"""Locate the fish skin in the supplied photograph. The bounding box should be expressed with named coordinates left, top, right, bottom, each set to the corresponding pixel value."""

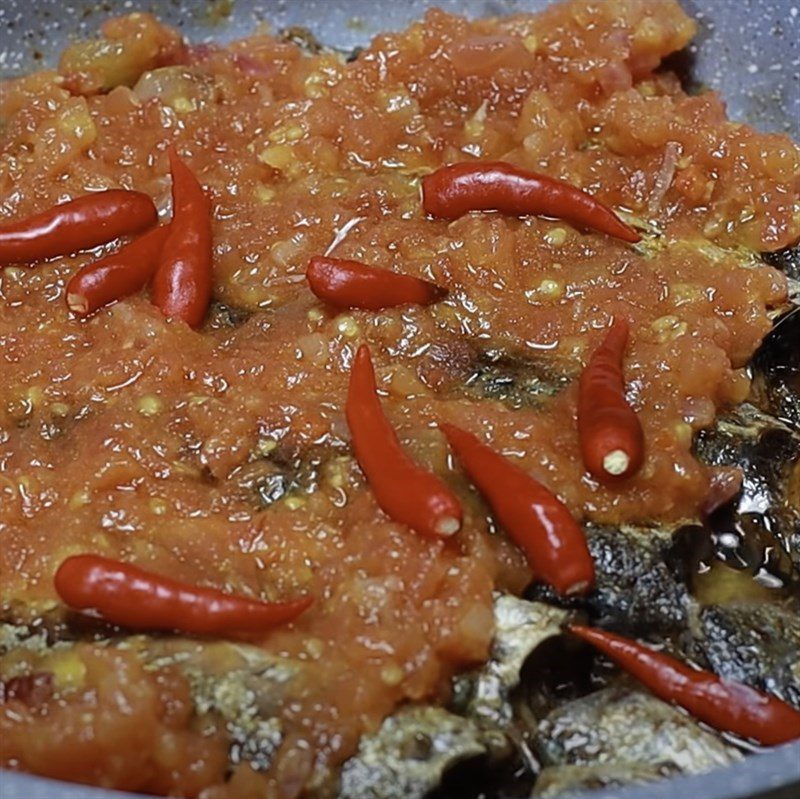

left=458, top=350, right=568, bottom=410
left=534, top=682, right=741, bottom=777
left=141, top=637, right=306, bottom=774
left=762, top=244, right=800, bottom=282
left=528, top=525, right=696, bottom=636
left=338, top=706, right=488, bottom=799
left=415, top=337, right=567, bottom=410
left=227, top=443, right=348, bottom=509
left=686, top=602, right=800, bottom=711
left=339, top=597, right=570, bottom=799
left=452, top=595, right=572, bottom=729
left=205, top=300, right=253, bottom=330
left=532, top=762, right=668, bottom=798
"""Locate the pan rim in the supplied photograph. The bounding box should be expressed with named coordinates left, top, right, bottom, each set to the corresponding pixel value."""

left=1, top=739, right=799, bottom=799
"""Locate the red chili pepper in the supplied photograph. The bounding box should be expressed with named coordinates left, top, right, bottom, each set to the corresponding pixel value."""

left=577, top=319, right=644, bottom=482
left=568, top=624, right=800, bottom=746
left=306, top=255, right=447, bottom=310
left=0, top=190, right=157, bottom=266
left=151, top=148, right=213, bottom=328
left=65, top=225, right=171, bottom=317
left=346, top=345, right=462, bottom=538
left=440, top=423, right=594, bottom=596
left=421, top=162, right=640, bottom=243
left=54, top=554, right=313, bottom=635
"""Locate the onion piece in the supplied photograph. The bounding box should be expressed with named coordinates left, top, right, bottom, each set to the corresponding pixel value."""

left=648, top=141, right=681, bottom=213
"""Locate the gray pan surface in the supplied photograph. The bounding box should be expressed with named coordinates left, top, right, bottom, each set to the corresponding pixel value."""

left=0, top=1, right=799, bottom=798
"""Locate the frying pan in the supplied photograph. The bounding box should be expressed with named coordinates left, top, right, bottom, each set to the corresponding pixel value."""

left=0, top=1, right=798, bottom=798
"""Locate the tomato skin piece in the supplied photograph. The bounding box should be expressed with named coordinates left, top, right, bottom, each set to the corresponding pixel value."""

left=0, top=190, right=158, bottom=265
left=54, top=554, right=313, bottom=635
left=422, top=161, right=641, bottom=243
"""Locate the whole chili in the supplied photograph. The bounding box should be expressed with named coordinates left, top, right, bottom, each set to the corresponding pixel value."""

left=568, top=624, right=800, bottom=746
left=151, top=148, right=213, bottom=328
left=441, top=423, right=594, bottom=596
left=306, top=255, right=447, bottom=310
left=66, top=224, right=171, bottom=317
left=54, top=554, right=313, bottom=635
left=577, top=318, right=644, bottom=482
left=346, top=344, right=462, bottom=538
left=421, top=161, right=640, bottom=243
left=0, top=190, right=157, bottom=266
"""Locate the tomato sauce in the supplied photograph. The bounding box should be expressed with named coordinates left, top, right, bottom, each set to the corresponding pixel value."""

left=1, top=1, right=798, bottom=795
